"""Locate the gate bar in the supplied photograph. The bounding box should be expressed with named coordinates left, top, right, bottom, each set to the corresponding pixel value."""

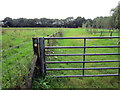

left=46, top=60, right=120, bottom=64
left=44, top=36, right=120, bottom=39
left=48, top=74, right=120, bottom=78
left=45, top=46, right=120, bottom=49
left=46, top=67, right=120, bottom=71
left=46, top=53, right=120, bottom=56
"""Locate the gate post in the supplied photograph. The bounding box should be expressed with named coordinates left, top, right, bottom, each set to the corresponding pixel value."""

left=83, top=38, right=86, bottom=76
left=39, top=37, right=46, bottom=76
left=32, top=38, right=42, bottom=77
left=32, top=38, right=39, bottom=55
left=110, top=32, right=112, bottom=36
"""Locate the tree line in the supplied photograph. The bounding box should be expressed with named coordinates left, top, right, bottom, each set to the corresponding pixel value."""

left=1, top=2, right=119, bottom=29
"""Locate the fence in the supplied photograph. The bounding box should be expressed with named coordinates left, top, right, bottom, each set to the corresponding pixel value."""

left=2, top=31, right=62, bottom=88
left=33, top=36, right=120, bottom=78
left=1, top=40, right=33, bottom=88
left=32, top=31, right=63, bottom=76
left=86, top=29, right=120, bottom=36
left=1, top=40, right=32, bottom=88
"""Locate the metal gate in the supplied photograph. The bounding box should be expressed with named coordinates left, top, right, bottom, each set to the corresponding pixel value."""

left=33, top=36, right=120, bottom=77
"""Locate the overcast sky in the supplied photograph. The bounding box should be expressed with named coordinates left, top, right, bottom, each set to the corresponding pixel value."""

left=0, top=0, right=119, bottom=20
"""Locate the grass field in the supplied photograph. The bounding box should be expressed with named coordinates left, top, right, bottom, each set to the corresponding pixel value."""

left=1, top=28, right=120, bottom=88
left=1, top=28, right=60, bottom=88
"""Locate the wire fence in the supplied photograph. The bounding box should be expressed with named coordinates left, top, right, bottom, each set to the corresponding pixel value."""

left=46, top=31, right=63, bottom=46
left=0, top=40, right=31, bottom=53
left=2, top=40, right=33, bottom=88
left=2, top=30, right=63, bottom=88
left=2, top=52, right=33, bottom=75
left=45, top=31, right=63, bottom=56
left=86, top=28, right=120, bottom=36
left=1, top=46, right=31, bottom=62
left=3, top=52, right=34, bottom=88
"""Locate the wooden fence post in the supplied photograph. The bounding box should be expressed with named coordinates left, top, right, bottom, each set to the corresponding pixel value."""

left=39, top=37, right=46, bottom=76
left=48, top=39, right=50, bottom=46
left=32, top=38, right=40, bottom=72
left=53, top=34, right=57, bottom=45
left=110, top=32, right=112, bottom=36
left=47, top=35, right=50, bottom=46
left=100, top=31, right=103, bottom=36
left=94, top=30, right=96, bottom=34
left=25, top=38, right=39, bottom=88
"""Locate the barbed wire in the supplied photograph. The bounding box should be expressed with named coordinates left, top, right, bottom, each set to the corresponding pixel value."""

left=2, top=31, right=63, bottom=88
left=1, top=31, right=60, bottom=53
left=1, top=46, right=32, bottom=63
left=3, top=53, right=34, bottom=87
left=2, top=52, right=33, bottom=75
left=0, top=40, right=31, bottom=53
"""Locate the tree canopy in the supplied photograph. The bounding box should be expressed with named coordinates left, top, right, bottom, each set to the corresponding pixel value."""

left=2, top=2, right=119, bottom=29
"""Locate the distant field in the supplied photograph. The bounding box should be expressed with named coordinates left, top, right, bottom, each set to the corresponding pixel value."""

left=1, top=28, right=119, bottom=88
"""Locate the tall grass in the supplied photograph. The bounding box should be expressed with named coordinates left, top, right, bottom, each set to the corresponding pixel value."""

left=1, top=28, right=61, bottom=88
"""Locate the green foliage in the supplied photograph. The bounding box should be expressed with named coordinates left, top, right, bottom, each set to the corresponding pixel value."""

left=32, top=78, right=51, bottom=89
left=110, top=2, right=120, bottom=29
left=92, top=16, right=112, bottom=29
left=2, top=28, right=59, bottom=88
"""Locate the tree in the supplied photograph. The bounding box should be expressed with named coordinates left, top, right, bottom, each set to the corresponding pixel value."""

left=74, top=17, right=85, bottom=28
left=2, top=17, right=13, bottom=27
left=110, top=2, right=120, bottom=29
left=82, top=19, right=93, bottom=28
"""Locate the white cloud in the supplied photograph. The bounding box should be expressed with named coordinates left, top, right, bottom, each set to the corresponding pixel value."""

left=0, top=0, right=119, bottom=20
